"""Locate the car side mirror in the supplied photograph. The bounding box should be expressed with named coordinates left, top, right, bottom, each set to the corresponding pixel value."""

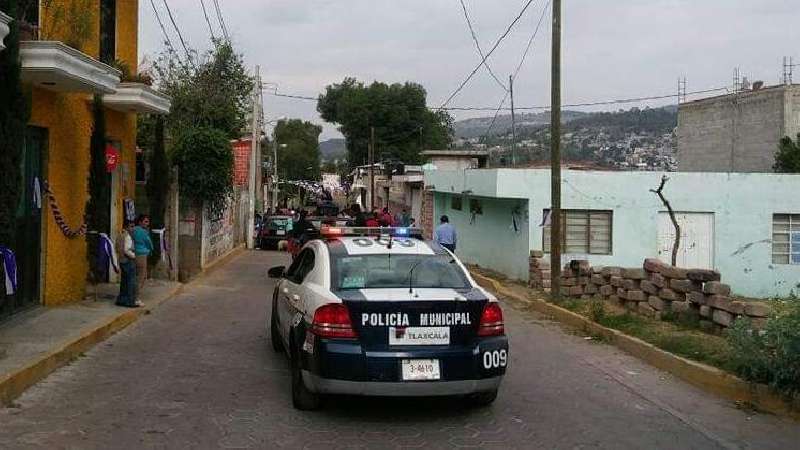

left=267, top=266, right=285, bottom=279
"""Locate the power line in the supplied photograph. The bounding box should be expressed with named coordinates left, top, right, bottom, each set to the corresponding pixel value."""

left=149, top=0, right=178, bottom=57
left=438, top=0, right=538, bottom=110
left=458, top=0, right=508, bottom=92
left=511, top=0, right=550, bottom=82
left=161, top=0, right=194, bottom=64
left=199, top=0, right=217, bottom=40
left=211, top=0, right=230, bottom=41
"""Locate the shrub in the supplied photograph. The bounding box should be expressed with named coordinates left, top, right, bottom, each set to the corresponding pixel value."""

left=727, top=298, right=800, bottom=400
left=171, top=126, right=233, bottom=212
left=588, top=299, right=606, bottom=322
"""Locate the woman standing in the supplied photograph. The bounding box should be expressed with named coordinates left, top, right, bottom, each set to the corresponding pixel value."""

left=132, top=214, right=154, bottom=291
left=115, top=220, right=140, bottom=307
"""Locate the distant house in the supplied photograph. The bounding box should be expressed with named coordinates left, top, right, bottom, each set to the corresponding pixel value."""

left=424, top=168, right=800, bottom=298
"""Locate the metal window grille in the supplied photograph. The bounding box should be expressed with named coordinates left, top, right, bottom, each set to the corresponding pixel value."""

left=772, top=214, right=800, bottom=265
left=543, top=210, right=612, bottom=255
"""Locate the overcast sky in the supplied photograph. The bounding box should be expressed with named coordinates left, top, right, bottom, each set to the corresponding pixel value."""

left=139, top=0, right=799, bottom=140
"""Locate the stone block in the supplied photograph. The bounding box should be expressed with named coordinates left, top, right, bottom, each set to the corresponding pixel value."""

left=649, top=272, right=666, bottom=288
left=687, top=269, right=721, bottom=282
left=616, top=288, right=628, bottom=300
left=562, top=277, right=577, bottom=287
left=530, top=250, right=545, bottom=258
left=601, top=266, right=622, bottom=278
left=671, top=301, right=690, bottom=314
left=703, top=281, right=731, bottom=296
left=744, top=303, right=770, bottom=318
left=599, top=284, right=614, bottom=296
left=727, top=301, right=746, bottom=315
left=621, top=268, right=647, bottom=280
left=648, top=296, right=668, bottom=311
left=640, top=280, right=659, bottom=295
left=568, top=285, right=584, bottom=297
left=584, top=283, right=598, bottom=295
left=638, top=303, right=657, bottom=318
left=608, top=295, right=621, bottom=305
left=643, top=258, right=667, bottom=273
left=625, top=300, right=638, bottom=311
left=669, top=278, right=701, bottom=293
left=658, top=288, right=677, bottom=301
left=591, top=274, right=605, bottom=285
left=541, top=278, right=551, bottom=288
left=610, top=276, right=624, bottom=288
left=577, top=276, right=590, bottom=286
left=627, top=290, right=646, bottom=302
left=687, top=291, right=707, bottom=305
left=662, top=266, right=689, bottom=279
left=591, top=266, right=605, bottom=275
left=699, top=305, right=712, bottom=318
left=622, top=279, right=640, bottom=290
left=706, top=295, right=731, bottom=311
left=712, top=309, right=735, bottom=327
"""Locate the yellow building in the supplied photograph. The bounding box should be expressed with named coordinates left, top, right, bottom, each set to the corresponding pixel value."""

left=6, top=0, right=169, bottom=312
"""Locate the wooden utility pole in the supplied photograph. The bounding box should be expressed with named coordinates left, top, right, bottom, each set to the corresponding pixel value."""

left=509, top=74, right=517, bottom=167
left=550, top=0, right=562, bottom=300
left=369, top=126, right=375, bottom=211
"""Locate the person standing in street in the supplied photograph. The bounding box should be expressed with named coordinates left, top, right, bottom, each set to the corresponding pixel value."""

left=434, top=215, right=457, bottom=252
left=115, top=220, right=140, bottom=307
left=133, top=214, right=154, bottom=291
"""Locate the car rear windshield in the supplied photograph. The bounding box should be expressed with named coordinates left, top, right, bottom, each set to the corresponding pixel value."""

left=267, top=217, right=290, bottom=229
left=332, top=254, right=471, bottom=290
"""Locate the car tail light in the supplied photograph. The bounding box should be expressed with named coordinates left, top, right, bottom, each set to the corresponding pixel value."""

left=478, top=302, right=505, bottom=336
left=311, top=303, right=357, bottom=339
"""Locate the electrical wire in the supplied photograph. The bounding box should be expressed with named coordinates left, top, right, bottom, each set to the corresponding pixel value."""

left=212, top=0, right=230, bottom=41
left=199, top=0, right=217, bottom=40
left=149, top=0, right=178, bottom=57
left=438, top=0, right=538, bottom=110
left=459, top=0, right=508, bottom=92
left=162, top=0, right=194, bottom=65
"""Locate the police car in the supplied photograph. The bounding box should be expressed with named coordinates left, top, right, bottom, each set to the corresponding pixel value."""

left=267, top=226, right=508, bottom=410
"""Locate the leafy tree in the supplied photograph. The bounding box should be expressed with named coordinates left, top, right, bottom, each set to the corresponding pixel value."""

left=274, top=119, right=322, bottom=182
left=146, top=116, right=170, bottom=229
left=171, top=126, right=233, bottom=211
left=317, top=77, right=452, bottom=167
left=155, top=39, right=253, bottom=140
left=0, top=1, right=30, bottom=248
left=774, top=134, right=800, bottom=173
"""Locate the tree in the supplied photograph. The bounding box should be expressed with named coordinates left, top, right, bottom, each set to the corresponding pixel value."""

left=86, top=95, right=110, bottom=281
left=274, top=119, right=322, bottom=182
left=146, top=116, right=170, bottom=229
left=651, top=175, right=680, bottom=266
left=171, top=126, right=233, bottom=212
left=0, top=0, right=30, bottom=248
left=774, top=134, right=800, bottom=173
left=317, top=78, right=452, bottom=167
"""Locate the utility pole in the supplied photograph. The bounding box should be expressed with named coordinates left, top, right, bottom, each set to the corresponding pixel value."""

left=272, top=139, right=279, bottom=210
left=369, top=126, right=375, bottom=211
left=246, top=65, right=261, bottom=250
left=509, top=74, right=517, bottom=167
left=549, top=0, right=562, bottom=300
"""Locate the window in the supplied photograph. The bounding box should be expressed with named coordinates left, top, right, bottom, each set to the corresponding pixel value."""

left=451, top=195, right=462, bottom=211
left=469, top=199, right=483, bottom=215
left=543, top=209, right=612, bottom=255
left=331, top=254, right=470, bottom=290
left=286, top=249, right=315, bottom=284
left=99, top=0, right=117, bottom=64
left=772, top=214, right=800, bottom=264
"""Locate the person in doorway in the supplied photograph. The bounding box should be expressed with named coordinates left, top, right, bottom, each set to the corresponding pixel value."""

left=434, top=215, right=457, bottom=252
left=133, top=214, right=154, bottom=291
left=115, top=220, right=140, bottom=307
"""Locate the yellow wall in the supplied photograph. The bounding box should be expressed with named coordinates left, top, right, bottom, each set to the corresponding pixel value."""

left=28, top=0, right=140, bottom=306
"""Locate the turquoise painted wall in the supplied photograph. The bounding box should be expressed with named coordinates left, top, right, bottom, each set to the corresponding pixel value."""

left=435, top=193, right=529, bottom=281
left=426, top=169, right=800, bottom=298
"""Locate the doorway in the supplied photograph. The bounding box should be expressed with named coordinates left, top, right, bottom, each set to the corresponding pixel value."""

left=657, top=212, right=715, bottom=269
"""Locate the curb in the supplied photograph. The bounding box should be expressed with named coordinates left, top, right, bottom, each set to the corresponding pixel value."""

left=0, top=283, right=184, bottom=406
left=471, top=271, right=800, bottom=421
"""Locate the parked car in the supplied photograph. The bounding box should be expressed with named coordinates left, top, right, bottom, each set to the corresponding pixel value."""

left=258, top=215, right=293, bottom=250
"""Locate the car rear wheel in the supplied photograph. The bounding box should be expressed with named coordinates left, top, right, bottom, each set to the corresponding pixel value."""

left=290, top=341, right=321, bottom=410
left=270, top=300, right=283, bottom=353
left=467, top=389, right=498, bottom=407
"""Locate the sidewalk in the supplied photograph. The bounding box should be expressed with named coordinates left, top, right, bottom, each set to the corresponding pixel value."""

left=0, top=279, right=182, bottom=405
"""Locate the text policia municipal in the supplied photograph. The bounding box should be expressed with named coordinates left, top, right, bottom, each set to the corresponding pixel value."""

left=361, top=312, right=472, bottom=327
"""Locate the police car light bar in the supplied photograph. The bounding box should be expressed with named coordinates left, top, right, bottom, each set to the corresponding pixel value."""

left=320, top=226, right=423, bottom=238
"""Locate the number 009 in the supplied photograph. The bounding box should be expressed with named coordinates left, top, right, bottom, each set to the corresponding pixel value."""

left=482, top=349, right=508, bottom=369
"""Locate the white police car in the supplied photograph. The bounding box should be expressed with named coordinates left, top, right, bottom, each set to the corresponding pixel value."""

left=267, top=227, right=508, bottom=410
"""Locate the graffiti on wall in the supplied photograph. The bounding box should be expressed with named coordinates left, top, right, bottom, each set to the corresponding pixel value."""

left=203, top=201, right=234, bottom=266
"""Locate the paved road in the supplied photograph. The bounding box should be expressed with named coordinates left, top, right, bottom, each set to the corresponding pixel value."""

left=1, top=250, right=798, bottom=449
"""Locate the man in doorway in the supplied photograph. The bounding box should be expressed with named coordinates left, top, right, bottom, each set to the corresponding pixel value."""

left=434, top=215, right=457, bottom=252
left=133, top=214, right=154, bottom=291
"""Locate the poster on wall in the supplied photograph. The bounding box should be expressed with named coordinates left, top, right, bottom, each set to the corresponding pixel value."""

left=124, top=198, right=135, bottom=222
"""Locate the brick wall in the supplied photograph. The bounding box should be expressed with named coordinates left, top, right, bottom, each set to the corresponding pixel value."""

left=232, top=139, right=251, bottom=186
left=421, top=190, right=434, bottom=239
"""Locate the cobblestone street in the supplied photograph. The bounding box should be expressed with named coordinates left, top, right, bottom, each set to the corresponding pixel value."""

left=1, top=250, right=798, bottom=449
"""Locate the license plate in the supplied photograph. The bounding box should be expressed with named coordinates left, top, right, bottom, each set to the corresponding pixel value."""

left=276, top=230, right=285, bottom=235
left=389, top=327, right=449, bottom=346
left=401, top=359, right=440, bottom=381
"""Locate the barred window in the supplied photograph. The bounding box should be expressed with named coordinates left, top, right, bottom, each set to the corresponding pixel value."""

left=543, top=210, right=612, bottom=255
left=772, top=214, right=800, bottom=265
left=451, top=195, right=462, bottom=211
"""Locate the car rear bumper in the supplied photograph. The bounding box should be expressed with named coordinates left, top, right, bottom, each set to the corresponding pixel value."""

left=303, top=370, right=502, bottom=396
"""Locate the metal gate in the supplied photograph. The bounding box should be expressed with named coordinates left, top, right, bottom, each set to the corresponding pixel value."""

left=657, top=212, right=714, bottom=269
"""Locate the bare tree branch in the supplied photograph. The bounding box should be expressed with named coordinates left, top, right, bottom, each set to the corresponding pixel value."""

left=651, top=175, right=680, bottom=266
